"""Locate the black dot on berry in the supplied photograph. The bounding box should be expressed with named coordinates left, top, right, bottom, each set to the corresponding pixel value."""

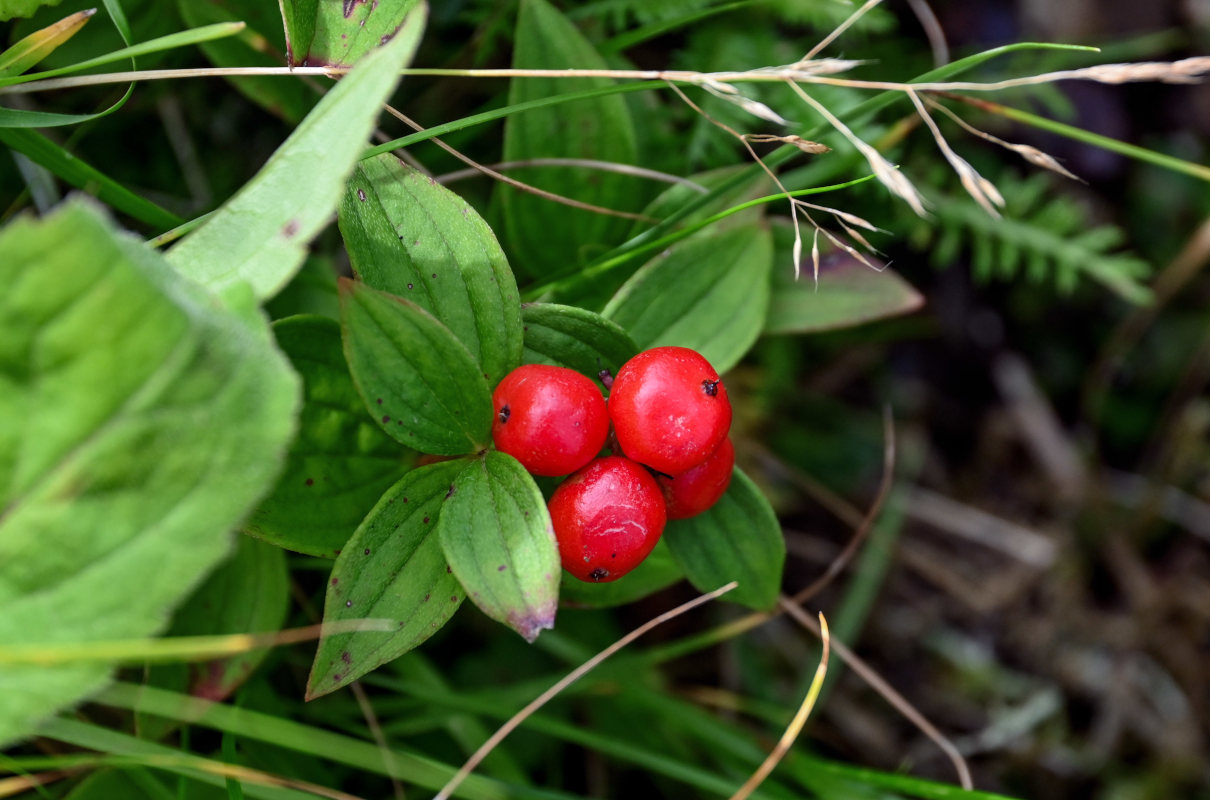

left=589, top=567, right=609, bottom=581
left=498, top=404, right=511, bottom=424
left=305, top=478, right=314, bottom=486
left=702, top=379, right=720, bottom=397
left=611, top=553, right=617, bottom=558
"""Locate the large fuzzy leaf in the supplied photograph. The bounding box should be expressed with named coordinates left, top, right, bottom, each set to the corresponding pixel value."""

left=0, top=200, right=299, bottom=746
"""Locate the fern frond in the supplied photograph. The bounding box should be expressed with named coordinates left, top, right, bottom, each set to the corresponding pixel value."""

left=914, top=172, right=1152, bottom=302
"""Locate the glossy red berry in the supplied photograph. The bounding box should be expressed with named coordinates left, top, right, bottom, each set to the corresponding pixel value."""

left=549, top=456, right=667, bottom=582
left=658, top=437, right=734, bottom=519
left=608, top=346, right=732, bottom=476
left=492, top=365, right=609, bottom=477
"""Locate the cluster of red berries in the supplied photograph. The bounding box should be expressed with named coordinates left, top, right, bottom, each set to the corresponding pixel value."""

left=491, top=346, right=734, bottom=583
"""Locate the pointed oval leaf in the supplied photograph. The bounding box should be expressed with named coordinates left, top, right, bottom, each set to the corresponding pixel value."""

left=559, top=539, right=683, bottom=609
left=284, top=0, right=423, bottom=68
left=0, top=199, right=299, bottom=747
left=663, top=468, right=785, bottom=610
left=340, top=154, right=523, bottom=387
left=438, top=452, right=559, bottom=642
left=165, top=9, right=426, bottom=303
left=243, top=315, right=414, bottom=557
left=308, top=459, right=467, bottom=699
left=339, top=279, right=493, bottom=455
left=603, top=225, right=774, bottom=374
left=520, top=302, right=638, bottom=387
left=499, top=0, right=639, bottom=278
left=765, top=223, right=924, bottom=334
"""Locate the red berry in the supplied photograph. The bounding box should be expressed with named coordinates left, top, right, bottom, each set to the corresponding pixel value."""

left=608, top=346, right=732, bottom=476
left=492, top=365, right=609, bottom=477
left=658, top=437, right=734, bottom=519
left=549, top=456, right=666, bottom=582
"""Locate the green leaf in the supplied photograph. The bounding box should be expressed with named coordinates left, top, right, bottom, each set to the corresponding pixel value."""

left=0, top=199, right=299, bottom=747
left=308, top=459, right=467, bottom=699
left=140, top=536, right=289, bottom=741
left=520, top=302, right=638, bottom=386
left=0, top=8, right=93, bottom=77
left=663, top=468, right=785, bottom=610
left=603, top=225, right=773, bottom=374
left=500, top=0, right=638, bottom=278
left=765, top=223, right=924, bottom=334
left=0, top=0, right=62, bottom=22
left=559, top=539, right=683, bottom=609
left=339, top=154, right=523, bottom=387
left=177, top=2, right=317, bottom=123
left=165, top=9, right=426, bottom=303
left=283, top=0, right=424, bottom=68
left=0, top=128, right=182, bottom=229
left=244, top=315, right=413, bottom=557
left=438, top=452, right=559, bottom=641
left=339, top=279, right=493, bottom=455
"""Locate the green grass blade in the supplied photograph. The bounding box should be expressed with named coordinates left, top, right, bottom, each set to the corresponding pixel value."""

left=0, top=127, right=183, bottom=228
left=35, top=718, right=326, bottom=800
left=95, top=683, right=578, bottom=800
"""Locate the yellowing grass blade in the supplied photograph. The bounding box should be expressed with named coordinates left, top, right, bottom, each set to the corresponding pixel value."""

left=0, top=8, right=96, bottom=78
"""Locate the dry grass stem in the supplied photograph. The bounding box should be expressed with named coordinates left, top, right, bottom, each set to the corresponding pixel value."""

left=777, top=597, right=974, bottom=790
left=8, top=58, right=1210, bottom=97
left=786, top=80, right=927, bottom=216
left=924, top=96, right=1083, bottom=182
left=799, top=0, right=885, bottom=63
left=907, top=89, right=1004, bottom=217
left=0, top=771, right=74, bottom=797
left=905, top=0, right=950, bottom=67
left=792, top=407, right=896, bottom=606
left=728, top=614, right=831, bottom=800
left=350, top=682, right=406, bottom=800
left=384, top=104, right=656, bottom=224
left=432, top=582, right=738, bottom=800
left=436, top=158, right=709, bottom=192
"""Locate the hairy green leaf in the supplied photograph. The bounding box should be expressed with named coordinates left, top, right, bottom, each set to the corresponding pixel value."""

left=339, top=280, right=493, bottom=455
left=340, top=155, right=523, bottom=386
left=500, top=0, right=638, bottom=278
left=166, top=12, right=426, bottom=303
left=603, top=225, right=773, bottom=373
left=520, top=302, right=638, bottom=387
left=244, top=315, right=413, bottom=557
left=663, top=468, right=784, bottom=609
left=439, top=452, right=559, bottom=641
left=308, top=459, right=467, bottom=699
left=0, top=199, right=299, bottom=747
